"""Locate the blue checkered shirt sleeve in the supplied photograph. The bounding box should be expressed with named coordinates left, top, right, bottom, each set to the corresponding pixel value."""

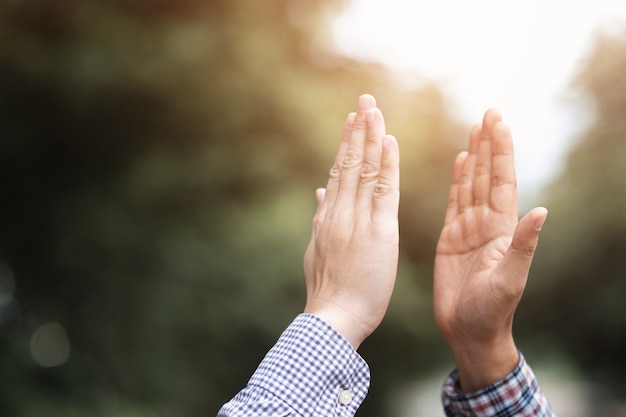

left=218, top=314, right=370, bottom=417
left=442, top=353, right=556, bottom=416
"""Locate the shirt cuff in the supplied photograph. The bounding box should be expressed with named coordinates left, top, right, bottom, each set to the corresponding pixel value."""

left=229, top=313, right=370, bottom=416
left=442, top=353, right=554, bottom=417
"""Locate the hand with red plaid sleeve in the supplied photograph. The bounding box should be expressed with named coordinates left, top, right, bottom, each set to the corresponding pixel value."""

left=434, top=109, right=550, bottom=394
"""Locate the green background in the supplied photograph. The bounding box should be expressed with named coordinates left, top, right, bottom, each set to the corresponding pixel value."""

left=1, top=1, right=626, bottom=415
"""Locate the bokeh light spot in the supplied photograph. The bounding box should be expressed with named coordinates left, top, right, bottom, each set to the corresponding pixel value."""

left=30, top=322, right=71, bottom=367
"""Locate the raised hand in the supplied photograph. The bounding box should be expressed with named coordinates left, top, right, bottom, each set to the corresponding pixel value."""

left=434, top=109, right=548, bottom=392
left=303, top=94, right=400, bottom=350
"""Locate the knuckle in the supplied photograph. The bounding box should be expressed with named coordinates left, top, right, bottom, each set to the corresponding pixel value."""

left=524, top=245, right=537, bottom=257
left=492, top=174, right=515, bottom=187
left=380, top=152, right=396, bottom=171
left=365, top=131, right=379, bottom=145
left=512, top=239, right=537, bottom=257
left=312, top=217, right=322, bottom=231
left=475, top=161, right=490, bottom=176
left=359, top=163, right=379, bottom=184
left=374, top=183, right=391, bottom=197
left=342, top=149, right=362, bottom=169
left=373, top=177, right=396, bottom=198
left=353, top=114, right=367, bottom=131
left=329, top=161, right=342, bottom=179
left=459, top=172, right=472, bottom=184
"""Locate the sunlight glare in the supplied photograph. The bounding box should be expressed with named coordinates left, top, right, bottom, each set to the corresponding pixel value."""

left=332, top=0, right=626, bottom=196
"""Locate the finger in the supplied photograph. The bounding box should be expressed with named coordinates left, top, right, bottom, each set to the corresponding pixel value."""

left=443, top=151, right=469, bottom=226
left=494, top=207, right=548, bottom=296
left=315, top=188, right=326, bottom=215
left=473, top=109, right=502, bottom=205
left=356, top=107, right=386, bottom=215
left=336, top=94, right=377, bottom=211
left=321, top=112, right=356, bottom=219
left=309, top=188, right=327, bottom=237
left=490, top=121, right=517, bottom=218
left=458, top=124, right=481, bottom=212
left=372, top=134, right=400, bottom=226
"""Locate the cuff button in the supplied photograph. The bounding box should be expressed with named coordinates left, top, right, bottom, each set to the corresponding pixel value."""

left=339, top=389, right=353, bottom=405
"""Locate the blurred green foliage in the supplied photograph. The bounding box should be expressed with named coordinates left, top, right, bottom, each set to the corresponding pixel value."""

left=519, top=29, right=626, bottom=401
left=0, top=1, right=465, bottom=416
left=2, top=0, right=626, bottom=415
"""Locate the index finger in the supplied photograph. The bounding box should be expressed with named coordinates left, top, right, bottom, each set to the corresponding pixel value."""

left=320, top=112, right=356, bottom=219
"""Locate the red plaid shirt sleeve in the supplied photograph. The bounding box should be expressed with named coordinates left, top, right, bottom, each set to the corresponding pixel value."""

left=442, top=353, right=555, bottom=416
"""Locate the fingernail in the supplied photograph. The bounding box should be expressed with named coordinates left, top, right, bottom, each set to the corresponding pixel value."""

left=534, top=220, right=544, bottom=231
left=358, top=94, right=375, bottom=111
left=534, top=211, right=548, bottom=231
left=346, top=112, right=356, bottom=127
left=383, top=135, right=399, bottom=157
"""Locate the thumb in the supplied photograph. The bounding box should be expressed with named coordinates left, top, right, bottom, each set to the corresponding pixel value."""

left=306, top=188, right=327, bottom=259
left=311, top=188, right=327, bottom=232
left=315, top=188, right=326, bottom=216
left=496, top=207, right=548, bottom=292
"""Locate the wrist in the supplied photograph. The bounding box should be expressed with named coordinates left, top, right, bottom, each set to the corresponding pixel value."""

left=303, top=302, right=368, bottom=350
left=448, top=336, right=519, bottom=393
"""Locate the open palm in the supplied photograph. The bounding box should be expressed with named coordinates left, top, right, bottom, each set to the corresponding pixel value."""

left=434, top=109, right=547, bottom=355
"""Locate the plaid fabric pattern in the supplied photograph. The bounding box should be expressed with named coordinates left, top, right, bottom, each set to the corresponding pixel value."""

left=218, top=314, right=370, bottom=417
left=442, top=353, right=556, bottom=417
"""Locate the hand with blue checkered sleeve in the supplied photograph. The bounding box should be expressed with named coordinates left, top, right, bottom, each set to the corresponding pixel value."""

left=303, top=94, right=400, bottom=350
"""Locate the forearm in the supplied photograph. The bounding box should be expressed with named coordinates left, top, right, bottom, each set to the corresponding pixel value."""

left=449, top=335, right=519, bottom=393
left=442, top=352, right=555, bottom=417
left=218, top=314, right=370, bottom=417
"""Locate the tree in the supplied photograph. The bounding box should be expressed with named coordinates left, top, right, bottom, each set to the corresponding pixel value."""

left=0, top=1, right=466, bottom=415
left=519, top=29, right=626, bottom=404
